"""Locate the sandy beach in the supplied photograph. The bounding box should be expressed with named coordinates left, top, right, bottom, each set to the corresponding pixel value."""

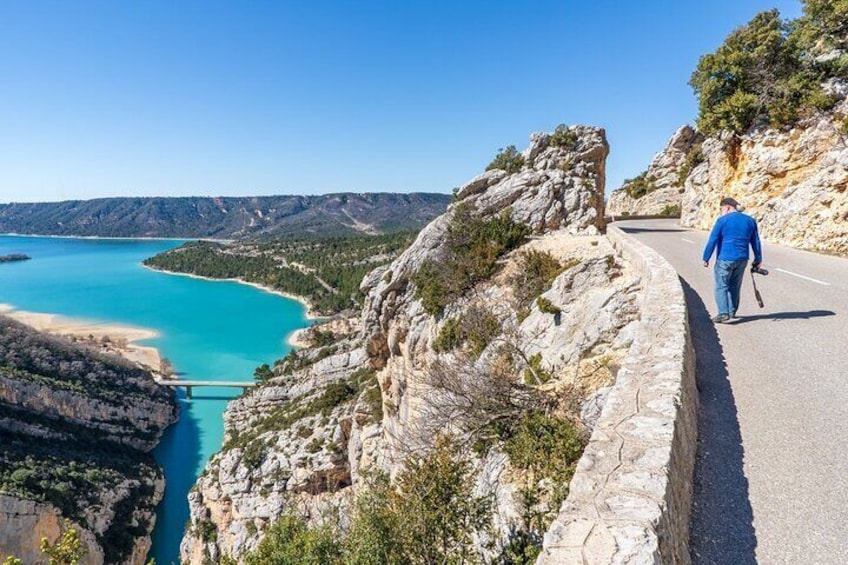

left=286, top=327, right=313, bottom=348
left=0, top=303, right=165, bottom=375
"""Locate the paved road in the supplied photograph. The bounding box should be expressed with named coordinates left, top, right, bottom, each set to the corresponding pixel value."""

left=615, top=218, right=848, bottom=565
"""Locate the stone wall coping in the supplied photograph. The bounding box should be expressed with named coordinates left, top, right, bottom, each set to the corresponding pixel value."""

left=537, top=225, right=697, bottom=564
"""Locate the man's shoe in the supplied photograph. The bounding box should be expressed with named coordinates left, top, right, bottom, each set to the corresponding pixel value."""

left=731, top=310, right=737, bottom=319
left=712, top=314, right=730, bottom=323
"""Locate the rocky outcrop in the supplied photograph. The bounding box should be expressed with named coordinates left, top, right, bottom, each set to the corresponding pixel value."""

left=0, top=494, right=104, bottom=565
left=181, top=346, right=369, bottom=562
left=681, top=94, right=848, bottom=255
left=182, top=126, right=651, bottom=562
left=608, top=125, right=704, bottom=217
left=0, top=316, right=177, bottom=564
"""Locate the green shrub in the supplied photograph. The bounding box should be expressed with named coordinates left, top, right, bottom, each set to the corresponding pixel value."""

left=313, top=381, right=358, bottom=415
left=362, top=384, right=384, bottom=423
left=433, top=318, right=463, bottom=352
left=510, top=250, right=575, bottom=317
left=660, top=204, right=682, bottom=217
left=307, top=438, right=325, bottom=453
left=253, top=363, right=274, bottom=383
left=677, top=144, right=705, bottom=185
left=793, top=0, right=848, bottom=60
left=347, top=435, right=493, bottom=565
left=241, top=439, right=268, bottom=468
left=433, top=307, right=502, bottom=358
left=522, top=353, right=554, bottom=385
left=501, top=412, right=586, bottom=525
left=549, top=124, right=579, bottom=149
left=623, top=172, right=657, bottom=199
left=536, top=296, right=561, bottom=316
left=486, top=145, right=524, bottom=174
left=243, top=515, right=343, bottom=565
left=466, top=309, right=502, bottom=358
left=240, top=436, right=493, bottom=565
left=195, top=519, right=218, bottom=543
left=279, top=345, right=338, bottom=375
left=39, top=520, right=88, bottom=565
left=413, top=205, right=529, bottom=316
left=311, top=329, right=336, bottom=348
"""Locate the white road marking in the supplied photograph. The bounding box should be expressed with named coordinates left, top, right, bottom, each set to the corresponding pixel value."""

left=681, top=238, right=695, bottom=244
left=775, top=268, right=830, bottom=286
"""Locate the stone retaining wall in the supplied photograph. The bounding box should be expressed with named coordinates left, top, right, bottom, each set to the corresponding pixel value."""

left=537, top=225, right=697, bottom=564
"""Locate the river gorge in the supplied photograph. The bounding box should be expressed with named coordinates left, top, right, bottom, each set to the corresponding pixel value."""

left=0, top=235, right=309, bottom=564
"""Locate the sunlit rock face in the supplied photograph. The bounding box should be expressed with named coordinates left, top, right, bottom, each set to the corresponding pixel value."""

left=607, top=125, right=704, bottom=217
left=681, top=94, right=848, bottom=255
left=182, top=126, right=646, bottom=563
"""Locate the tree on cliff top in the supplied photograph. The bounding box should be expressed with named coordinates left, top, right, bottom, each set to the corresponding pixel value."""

left=690, top=2, right=846, bottom=136
left=795, top=0, right=848, bottom=54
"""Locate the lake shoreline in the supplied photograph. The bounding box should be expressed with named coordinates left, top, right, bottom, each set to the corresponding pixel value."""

left=142, top=264, right=325, bottom=321
left=0, top=232, right=232, bottom=243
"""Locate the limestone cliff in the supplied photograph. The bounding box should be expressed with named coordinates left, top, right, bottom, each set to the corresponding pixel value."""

left=0, top=316, right=178, bottom=564
left=182, top=126, right=646, bottom=562
left=607, top=125, right=704, bottom=217
left=681, top=88, right=848, bottom=254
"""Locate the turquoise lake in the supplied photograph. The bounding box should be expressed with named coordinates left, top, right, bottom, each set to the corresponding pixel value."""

left=0, top=235, right=309, bottom=564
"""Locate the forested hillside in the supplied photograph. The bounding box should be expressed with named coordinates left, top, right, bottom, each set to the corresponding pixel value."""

left=144, top=232, right=418, bottom=314
left=0, top=193, right=450, bottom=239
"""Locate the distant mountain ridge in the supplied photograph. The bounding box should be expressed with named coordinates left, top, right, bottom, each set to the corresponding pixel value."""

left=0, top=193, right=451, bottom=239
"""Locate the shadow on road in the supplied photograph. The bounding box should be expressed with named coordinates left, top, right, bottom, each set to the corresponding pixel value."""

left=731, top=309, right=835, bottom=324
left=682, top=278, right=758, bottom=565
left=617, top=226, right=687, bottom=234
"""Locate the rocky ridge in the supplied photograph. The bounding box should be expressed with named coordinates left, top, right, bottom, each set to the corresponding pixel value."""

left=607, top=125, right=704, bottom=217
left=0, top=316, right=178, bottom=564
left=0, top=193, right=450, bottom=239
left=181, top=126, right=646, bottom=562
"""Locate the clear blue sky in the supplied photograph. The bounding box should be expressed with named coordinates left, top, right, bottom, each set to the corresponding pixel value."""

left=0, top=0, right=802, bottom=203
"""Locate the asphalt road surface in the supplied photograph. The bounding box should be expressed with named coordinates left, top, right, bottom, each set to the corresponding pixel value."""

left=615, top=218, right=848, bottom=565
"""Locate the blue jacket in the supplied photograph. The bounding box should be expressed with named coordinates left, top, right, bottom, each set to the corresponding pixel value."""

left=703, top=211, right=763, bottom=263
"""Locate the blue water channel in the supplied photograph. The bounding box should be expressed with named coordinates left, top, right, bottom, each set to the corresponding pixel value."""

left=0, top=235, right=308, bottom=564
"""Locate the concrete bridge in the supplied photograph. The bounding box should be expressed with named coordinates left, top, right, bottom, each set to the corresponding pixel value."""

left=158, top=380, right=256, bottom=398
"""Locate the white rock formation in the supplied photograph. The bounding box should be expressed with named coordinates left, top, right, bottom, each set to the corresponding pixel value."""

left=607, top=125, right=704, bottom=217
left=181, top=126, right=647, bottom=563
left=681, top=96, right=848, bottom=255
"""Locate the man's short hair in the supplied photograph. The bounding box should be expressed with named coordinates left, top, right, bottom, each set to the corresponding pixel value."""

left=720, top=197, right=740, bottom=208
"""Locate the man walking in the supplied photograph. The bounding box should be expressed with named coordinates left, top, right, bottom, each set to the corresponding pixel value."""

left=702, top=197, right=763, bottom=323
